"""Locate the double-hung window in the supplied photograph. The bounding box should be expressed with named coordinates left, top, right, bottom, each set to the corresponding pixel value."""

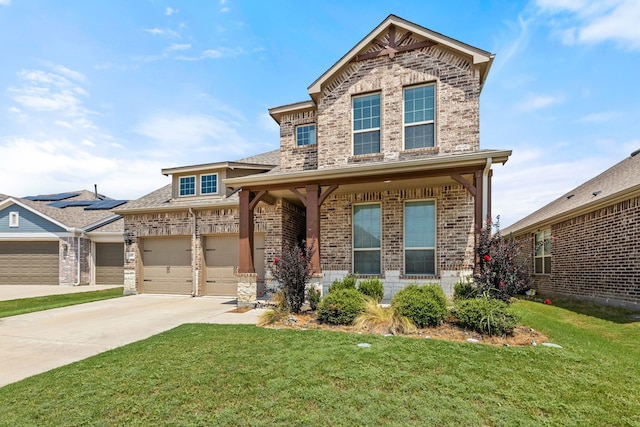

left=201, top=174, right=218, bottom=195
left=353, top=93, right=381, bottom=155
left=534, top=230, right=551, bottom=274
left=353, top=204, right=381, bottom=275
left=296, top=124, right=316, bottom=146
left=404, top=201, right=436, bottom=275
left=179, top=176, right=196, bottom=197
left=404, top=84, right=435, bottom=149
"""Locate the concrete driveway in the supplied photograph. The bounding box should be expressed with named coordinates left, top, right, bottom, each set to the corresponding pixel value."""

left=0, top=294, right=264, bottom=388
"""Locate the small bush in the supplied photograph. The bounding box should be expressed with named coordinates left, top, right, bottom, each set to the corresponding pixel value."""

left=317, top=289, right=366, bottom=325
left=357, top=277, right=385, bottom=302
left=307, top=287, right=321, bottom=311
left=391, top=284, right=448, bottom=328
left=454, top=296, right=520, bottom=336
left=354, top=299, right=416, bottom=335
left=328, top=274, right=358, bottom=293
left=454, top=278, right=478, bottom=301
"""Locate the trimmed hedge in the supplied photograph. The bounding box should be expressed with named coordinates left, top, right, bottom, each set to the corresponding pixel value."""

left=357, top=278, right=385, bottom=302
left=317, top=289, right=366, bottom=325
left=391, top=284, right=448, bottom=328
left=328, top=275, right=357, bottom=293
left=453, top=279, right=478, bottom=301
left=454, top=296, right=520, bottom=336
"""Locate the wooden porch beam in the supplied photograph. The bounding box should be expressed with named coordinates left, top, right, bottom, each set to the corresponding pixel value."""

left=289, top=187, right=307, bottom=207
left=451, top=173, right=476, bottom=197
left=318, top=184, right=339, bottom=207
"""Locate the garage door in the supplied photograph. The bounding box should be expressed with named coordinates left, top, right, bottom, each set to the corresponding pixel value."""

left=203, top=234, right=264, bottom=296
left=141, top=237, right=192, bottom=294
left=0, top=241, right=59, bottom=285
left=95, top=243, right=124, bottom=285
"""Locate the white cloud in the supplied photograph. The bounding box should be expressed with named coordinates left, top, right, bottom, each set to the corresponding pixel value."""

left=220, top=7, right=230, bottom=13
left=535, top=0, right=640, bottom=50
left=166, top=43, right=191, bottom=52
left=517, top=94, right=562, bottom=110
left=144, top=27, right=180, bottom=38
left=0, top=0, right=10, bottom=6
left=575, top=111, right=619, bottom=123
left=165, top=7, right=178, bottom=16
left=257, top=112, right=279, bottom=134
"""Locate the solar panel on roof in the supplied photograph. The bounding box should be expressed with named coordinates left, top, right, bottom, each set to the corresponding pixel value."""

left=48, top=200, right=96, bottom=208
left=84, top=200, right=127, bottom=210
left=24, top=192, right=79, bottom=201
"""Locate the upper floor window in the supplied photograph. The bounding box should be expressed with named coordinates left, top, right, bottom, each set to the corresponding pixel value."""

left=201, top=174, right=218, bottom=195
left=179, top=176, right=196, bottom=197
left=353, top=93, right=381, bottom=155
left=296, top=124, right=316, bottom=146
left=353, top=203, right=381, bottom=275
left=404, top=84, right=435, bottom=150
left=9, top=211, right=19, bottom=228
left=404, top=201, right=436, bottom=275
left=534, top=230, right=551, bottom=274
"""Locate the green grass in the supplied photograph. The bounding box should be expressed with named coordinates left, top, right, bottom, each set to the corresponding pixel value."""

left=0, top=287, right=125, bottom=318
left=0, top=299, right=638, bottom=426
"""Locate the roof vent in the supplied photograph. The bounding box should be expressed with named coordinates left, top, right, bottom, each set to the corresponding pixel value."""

left=592, top=190, right=601, bottom=197
left=631, top=148, right=640, bottom=157
left=566, top=194, right=574, bottom=199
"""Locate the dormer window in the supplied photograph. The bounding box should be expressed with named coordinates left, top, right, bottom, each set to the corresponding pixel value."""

left=353, top=93, right=381, bottom=155
left=9, top=211, right=19, bottom=228
left=404, top=84, right=435, bottom=149
left=296, top=124, right=316, bottom=146
left=201, top=174, right=218, bottom=195
left=179, top=176, right=196, bottom=197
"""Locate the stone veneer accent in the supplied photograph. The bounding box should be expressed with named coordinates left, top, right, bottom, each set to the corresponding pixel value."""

left=516, top=195, right=640, bottom=308
left=59, top=236, right=91, bottom=285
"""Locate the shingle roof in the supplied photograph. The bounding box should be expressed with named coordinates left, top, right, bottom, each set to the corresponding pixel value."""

left=235, top=149, right=280, bottom=166
left=12, top=190, right=126, bottom=231
left=503, top=151, right=640, bottom=235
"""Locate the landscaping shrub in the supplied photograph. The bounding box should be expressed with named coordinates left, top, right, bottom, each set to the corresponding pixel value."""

left=269, top=241, right=315, bottom=314
left=328, top=274, right=357, bottom=293
left=307, top=287, right=321, bottom=311
left=357, top=277, right=385, bottom=302
left=317, top=289, right=366, bottom=325
left=391, top=284, right=448, bottom=328
left=354, top=299, right=416, bottom=335
left=454, top=278, right=478, bottom=301
left=475, top=217, right=530, bottom=302
left=454, top=296, right=520, bottom=336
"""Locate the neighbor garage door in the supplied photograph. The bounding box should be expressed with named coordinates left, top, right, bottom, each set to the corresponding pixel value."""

left=0, top=241, right=59, bottom=285
left=95, top=242, right=124, bottom=285
left=141, top=237, right=192, bottom=294
left=203, top=234, right=264, bottom=296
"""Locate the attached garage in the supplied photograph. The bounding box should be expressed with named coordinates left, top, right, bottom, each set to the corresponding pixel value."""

left=95, top=242, right=124, bottom=285
left=141, top=237, right=192, bottom=294
left=0, top=241, right=59, bottom=285
left=203, top=233, right=264, bottom=296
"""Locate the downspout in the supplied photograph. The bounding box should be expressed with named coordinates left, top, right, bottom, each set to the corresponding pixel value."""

left=189, top=208, right=198, bottom=296
left=482, top=157, right=492, bottom=223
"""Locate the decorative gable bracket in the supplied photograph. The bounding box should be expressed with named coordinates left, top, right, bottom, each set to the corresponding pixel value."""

left=351, top=25, right=437, bottom=62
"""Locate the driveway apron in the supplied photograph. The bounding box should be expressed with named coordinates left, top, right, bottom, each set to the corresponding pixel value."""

left=0, top=295, right=263, bottom=388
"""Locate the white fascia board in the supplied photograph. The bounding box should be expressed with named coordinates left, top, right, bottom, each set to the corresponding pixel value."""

left=0, top=232, right=73, bottom=241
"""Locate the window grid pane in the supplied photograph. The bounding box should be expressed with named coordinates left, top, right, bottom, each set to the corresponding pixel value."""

left=404, top=201, right=436, bottom=275
left=404, top=85, right=435, bottom=149
left=179, top=177, right=195, bottom=196
left=405, top=124, right=434, bottom=150
left=354, top=131, right=381, bottom=155
left=405, top=250, right=435, bottom=275
left=353, top=204, right=381, bottom=275
left=354, top=250, right=381, bottom=275
left=296, top=124, right=316, bottom=146
left=201, top=175, right=217, bottom=194
left=353, top=94, right=381, bottom=132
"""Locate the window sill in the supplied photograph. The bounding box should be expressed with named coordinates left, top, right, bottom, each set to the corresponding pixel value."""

left=400, top=146, right=439, bottom=155
left=400, top=275, right=439, bottom=280
left=292, top=144, right=317, bottom=151
left=348, top=153, right=384, bottom=163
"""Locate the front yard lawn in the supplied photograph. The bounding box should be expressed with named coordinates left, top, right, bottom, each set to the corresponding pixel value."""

left=0, top=298, right=638, bottom=426
left=0, top=287, right=125, bottom=318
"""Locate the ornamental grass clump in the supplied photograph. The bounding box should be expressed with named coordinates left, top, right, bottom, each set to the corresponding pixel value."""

left=391, top=284, right=448, bottom=328
left=353, top=299, right=416, bottom=335
left=269, top=241, right=315, bottom=314
left=475, top=217, right=530, bottom=303
left=454, top=296, right=520, bottom=336
left=317, top=288, right=366, bottom=325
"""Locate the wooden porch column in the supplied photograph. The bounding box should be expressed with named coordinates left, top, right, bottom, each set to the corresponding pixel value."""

left=305, top=184, right=321, bottom=273
left=238, top=189, right=255, bottom=274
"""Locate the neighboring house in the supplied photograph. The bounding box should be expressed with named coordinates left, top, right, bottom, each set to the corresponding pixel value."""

left=116, top=15, right=512, bottom=303
left=0, top=190, right=127, bottom=286
left=502, top=150, right=640, bottom=308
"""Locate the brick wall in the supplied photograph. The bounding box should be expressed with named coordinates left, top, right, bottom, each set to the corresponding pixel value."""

left=516, top=195, right=640, bottom=307
left=279, top=110, right=318, bottom=172
left=59, top=236, right=91, bottom=285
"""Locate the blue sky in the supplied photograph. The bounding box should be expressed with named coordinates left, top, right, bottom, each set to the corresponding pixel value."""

left=0, top=0, right=638, bottom=227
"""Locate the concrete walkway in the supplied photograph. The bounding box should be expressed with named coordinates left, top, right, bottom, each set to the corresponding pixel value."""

left=0, top=294, right=265, bottom=388
left=0, top=284, right=123, bottom=301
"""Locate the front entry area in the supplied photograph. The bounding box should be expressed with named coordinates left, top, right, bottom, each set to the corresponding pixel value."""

left=141, top=237, right=192, bottom=294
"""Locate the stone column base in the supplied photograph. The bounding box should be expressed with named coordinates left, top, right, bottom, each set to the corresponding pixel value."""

left=237, top=273, right=257, bottom=306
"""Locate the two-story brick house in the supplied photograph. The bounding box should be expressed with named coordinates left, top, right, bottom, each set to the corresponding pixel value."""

left=117, top=15, right=511, bottom=303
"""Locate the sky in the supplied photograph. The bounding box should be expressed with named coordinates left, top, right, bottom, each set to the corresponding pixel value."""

left=0, top=0, right=639, bottom=227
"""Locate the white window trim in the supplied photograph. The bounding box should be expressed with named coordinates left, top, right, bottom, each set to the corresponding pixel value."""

left=200, top=173, right=219, bottom=195
left=352, top=202, right=382, bottom=275
left=295, top=124, right=317, bottom=147
left=352, top=92, right=382, bottom=156
left=403, top=199, right=437, bottom=276
left=402, top=83, right=436, bottom=151
left=178, top=175, right=197, bottom=197
left=9, top=211, right=19, bottom=228
left=534, top=230, right=551, bottom=274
